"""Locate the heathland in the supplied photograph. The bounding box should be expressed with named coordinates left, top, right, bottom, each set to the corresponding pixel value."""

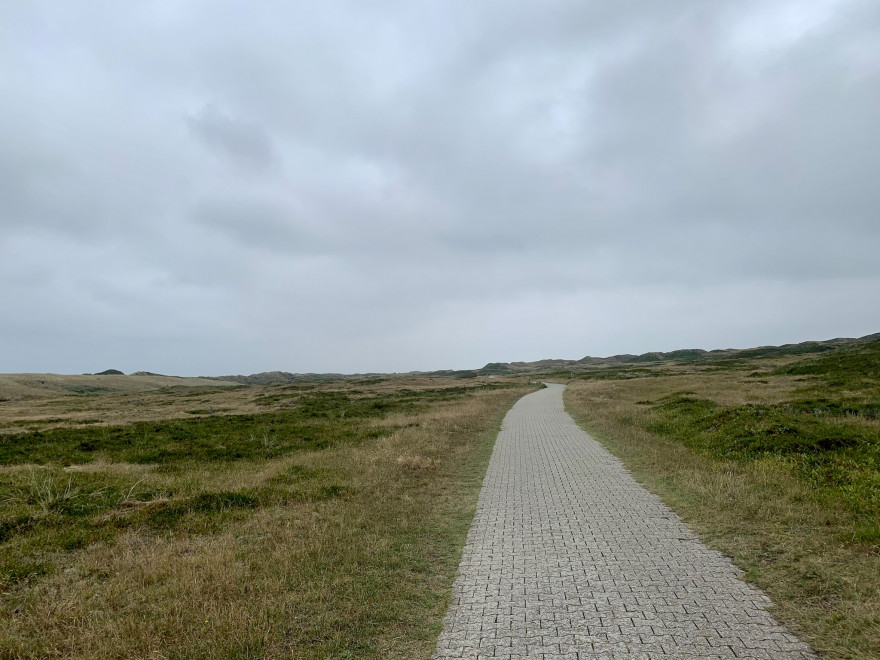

left=1, top=333, right=878, bottom=659
left=0, top=372, right=534, bottom=658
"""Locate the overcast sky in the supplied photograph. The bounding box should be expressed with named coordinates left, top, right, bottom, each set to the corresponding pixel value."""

left=2, top=1, right=879, bottom=375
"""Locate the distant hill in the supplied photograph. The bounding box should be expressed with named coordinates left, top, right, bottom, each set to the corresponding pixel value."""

left=0, top=373, right=239, bottom=402
left=478, top=332, right=880, bottom=373
left=150, top=332, right=880, bottom=384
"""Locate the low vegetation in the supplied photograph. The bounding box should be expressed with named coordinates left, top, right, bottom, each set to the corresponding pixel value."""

left=3, top=335, right=877, bottom=658
left=564, top=337, right=880, bottom=659
left=0, top=376, right=531, bottom=658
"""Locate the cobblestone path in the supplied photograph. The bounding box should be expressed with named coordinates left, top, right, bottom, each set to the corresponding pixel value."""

left=433, top=383, right=815, bottom=660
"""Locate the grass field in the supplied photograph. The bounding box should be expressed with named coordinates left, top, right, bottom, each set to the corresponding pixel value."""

left=563, top=337, right=880, bottom=660
left=3, top=336, right=877, bottom=659
left=0, top=374, right=533, bottom=658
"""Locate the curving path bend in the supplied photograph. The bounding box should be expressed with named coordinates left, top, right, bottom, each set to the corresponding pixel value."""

left=433, top=383, right=815, bottom=660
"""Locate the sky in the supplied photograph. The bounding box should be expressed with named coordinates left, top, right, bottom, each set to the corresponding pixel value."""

left=2, top=0, right=879, bottom=376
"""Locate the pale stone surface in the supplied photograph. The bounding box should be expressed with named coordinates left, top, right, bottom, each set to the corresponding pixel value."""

left=433, top=384, right=815, bottom=660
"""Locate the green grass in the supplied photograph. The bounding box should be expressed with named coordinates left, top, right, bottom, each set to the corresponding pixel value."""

left=776, top=338, right=880, bottom=387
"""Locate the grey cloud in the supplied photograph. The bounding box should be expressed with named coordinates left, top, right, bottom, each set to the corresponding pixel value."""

left=192, top=196, right=317, bottom=253
left=1, top=0, right=878, bottom=374
left=188, top=104, right=280, bottom=172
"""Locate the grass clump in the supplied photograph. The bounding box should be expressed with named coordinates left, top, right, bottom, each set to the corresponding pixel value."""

left=0, top=468, right=145, bottom=586
left=142, top=491, right=260, bottom=530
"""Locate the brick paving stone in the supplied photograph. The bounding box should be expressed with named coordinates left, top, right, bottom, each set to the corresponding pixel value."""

left=432, top=384, right=815, bottom=660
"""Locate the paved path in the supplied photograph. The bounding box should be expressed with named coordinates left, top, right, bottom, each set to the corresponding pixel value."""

left=433, top=384, right=815, bottom=660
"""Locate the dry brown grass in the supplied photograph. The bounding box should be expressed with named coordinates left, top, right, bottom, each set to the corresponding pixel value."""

left=396, top=455, right=440, bottom=471
left=565, top=377, right=880, bottom=660
left=0, top=374, right=242, bottom=434
left=0, top=378, right=530, bottom=659
left=0, top=373, right=510, bottom=435
left=0, top=373, right=235, bottom=401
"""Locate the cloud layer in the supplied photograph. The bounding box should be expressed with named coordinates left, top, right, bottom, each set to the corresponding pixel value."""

left=2, top=0, right=879, bottom=374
